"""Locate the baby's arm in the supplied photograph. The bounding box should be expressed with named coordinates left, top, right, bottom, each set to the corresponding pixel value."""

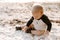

left=41, top=15, right=52, bottom=32
left=41, top=15, right=52, bottom=36
left=22, top=17, right=34, bottom=32
left=22, top=24, right=33, bottom=32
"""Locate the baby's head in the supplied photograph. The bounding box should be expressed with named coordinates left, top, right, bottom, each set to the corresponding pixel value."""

left=32, top=4, right=43, bottom=19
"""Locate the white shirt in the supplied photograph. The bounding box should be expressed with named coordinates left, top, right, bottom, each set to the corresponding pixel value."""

left=32, top=19, right=47, bottom=30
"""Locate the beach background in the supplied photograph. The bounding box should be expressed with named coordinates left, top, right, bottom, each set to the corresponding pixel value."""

left=0, top=2, right=60, bottom=40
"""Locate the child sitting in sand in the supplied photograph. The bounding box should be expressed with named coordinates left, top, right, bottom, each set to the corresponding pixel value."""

left=16, top=4, right=52, bottom=37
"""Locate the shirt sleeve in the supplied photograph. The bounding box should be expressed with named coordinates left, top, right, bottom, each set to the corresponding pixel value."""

left=41, top=15, right=52, bottom=32
left=26, top=17, right=34, bottom=27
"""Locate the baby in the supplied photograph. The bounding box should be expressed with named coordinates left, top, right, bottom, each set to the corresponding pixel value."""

left=16, top=4, right=52, bottom=36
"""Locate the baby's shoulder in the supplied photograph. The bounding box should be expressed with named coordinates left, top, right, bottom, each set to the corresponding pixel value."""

left=41, top=14, right=48, bottom=19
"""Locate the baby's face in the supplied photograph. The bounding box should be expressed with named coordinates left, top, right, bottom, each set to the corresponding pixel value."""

left=32, top=10, right=43, bottom=19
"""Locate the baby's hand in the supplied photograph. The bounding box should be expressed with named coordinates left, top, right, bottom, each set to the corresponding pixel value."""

left=43, top=30, right=49, bottom=36
left=22, top=26, right=29, bottom=32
